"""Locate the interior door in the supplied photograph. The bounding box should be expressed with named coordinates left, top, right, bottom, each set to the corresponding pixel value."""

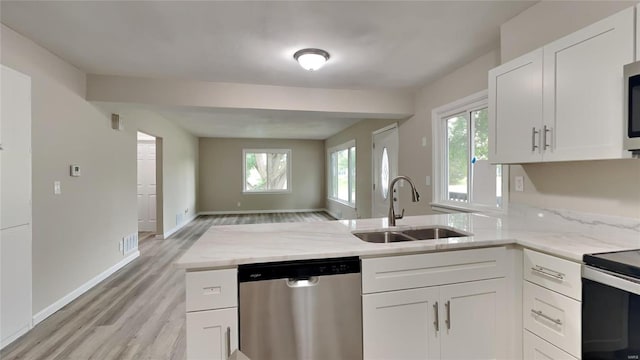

left=137, top=137, right=157, bottom=232
left=372, top=125, right=398, bottom=219
left=1, top=65, right=33, bottom=349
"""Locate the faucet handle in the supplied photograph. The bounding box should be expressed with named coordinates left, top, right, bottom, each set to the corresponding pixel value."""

left=395, top=208, right=405, bottom=220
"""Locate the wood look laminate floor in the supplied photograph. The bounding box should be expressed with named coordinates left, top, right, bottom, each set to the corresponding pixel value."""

left=1, top=212, right=334, bottom=360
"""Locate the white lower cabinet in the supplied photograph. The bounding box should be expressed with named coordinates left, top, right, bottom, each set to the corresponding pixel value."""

left=363, top=287, right=440, bottom=360
left=186, top=307, right=238, bottom=360
left=185, top=268, right=238, bottom=360
left=363, top=278, right=505, bottom=360
left=524, top=330, right=578, bottom=360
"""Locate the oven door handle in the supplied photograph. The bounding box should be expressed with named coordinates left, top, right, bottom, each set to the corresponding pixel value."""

left=583, top=266, right=640, bottom=296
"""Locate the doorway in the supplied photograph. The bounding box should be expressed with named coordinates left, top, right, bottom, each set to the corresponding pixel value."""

left=371, top=124, right=399, bottom=218
left=137, top=132, right=158, bottom=236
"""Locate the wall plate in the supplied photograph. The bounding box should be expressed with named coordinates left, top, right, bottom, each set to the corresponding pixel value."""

left=70, top=165, right=81, bottom=177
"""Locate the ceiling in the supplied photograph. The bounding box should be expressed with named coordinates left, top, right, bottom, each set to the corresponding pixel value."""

left=0, top=1, right=536, bottom=139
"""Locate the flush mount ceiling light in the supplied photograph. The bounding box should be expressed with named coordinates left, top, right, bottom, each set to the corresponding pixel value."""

left=293, top=48, right=330, bottom=71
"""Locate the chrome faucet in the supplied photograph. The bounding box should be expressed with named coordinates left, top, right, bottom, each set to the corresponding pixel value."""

left=388, top=175, right=420, bottom=227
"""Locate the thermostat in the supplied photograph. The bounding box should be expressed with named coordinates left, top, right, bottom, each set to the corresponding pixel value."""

left=70, top=165, right=81, bottom=177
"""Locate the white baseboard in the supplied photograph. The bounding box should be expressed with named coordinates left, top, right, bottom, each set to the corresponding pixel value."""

left=199, top=208, right=328, bottom=215
left=32, top=250, right=140, bottom=326
left=1, top=323, right=31, bottom=350
left=162, top=214, right=198, bottom=239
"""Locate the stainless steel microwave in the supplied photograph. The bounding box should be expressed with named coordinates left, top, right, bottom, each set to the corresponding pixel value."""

left=623, top=61, right=640, bottom=155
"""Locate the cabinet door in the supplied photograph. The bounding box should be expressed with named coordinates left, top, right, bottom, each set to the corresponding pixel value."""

left=186, top=307, right=238, bottom=360
left=1, top=65, right=31, bottom=230
left=488, top=48, right=543, bottom=164
left=543, top=7, right=634, bottom=161
left=363, top=287, right=440, bottom=360
left=439, top=278, right=505, bottom=360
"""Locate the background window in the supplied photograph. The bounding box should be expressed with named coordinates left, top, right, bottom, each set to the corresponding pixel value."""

left=243, top=149, right=291, bottom=192
left=328, top=141, right=356, bottom=206
left=433, top=90, right=507, bottom=211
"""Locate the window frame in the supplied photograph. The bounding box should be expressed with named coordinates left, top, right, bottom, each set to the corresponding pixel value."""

left=242, top=148, right=292, bottom=194
left=431, top=90, right=509, bottom=213
left=327, top=139, right=356, bottom=207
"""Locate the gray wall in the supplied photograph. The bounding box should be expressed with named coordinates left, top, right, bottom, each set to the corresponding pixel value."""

left=198, top=138, right=325, bottom=212
left=501, top=1, right=640, bottom=218
left=324, top=119, right=398, bottom=219
left=1, top=24, right=199, bottom=316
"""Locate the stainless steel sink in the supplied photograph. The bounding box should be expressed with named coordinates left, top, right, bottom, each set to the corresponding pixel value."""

left=400, top=227, right=468, bottom=240
left=354, top=226, right=470, bottom=243
left=352, top=231, right=414, bottom=243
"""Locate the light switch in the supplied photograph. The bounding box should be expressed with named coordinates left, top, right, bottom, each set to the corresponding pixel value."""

left=422, top=137, right=427, bottom=147
left=54, top=181, right=61, bottom=195
left=425, top=175, right=431, bottom=186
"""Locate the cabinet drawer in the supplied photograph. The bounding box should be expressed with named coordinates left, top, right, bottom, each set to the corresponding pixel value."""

left=524, top=249, right=581, bottom=300
left=523, top=281, right=581, bottom=358
left=186, top=268, right=237, bottom=312
left=524, top=330, right=578, bottom=360
left=362, top=247, right=505, bottom=294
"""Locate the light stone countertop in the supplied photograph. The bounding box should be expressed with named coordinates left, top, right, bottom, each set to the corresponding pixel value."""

left=175, top=206, right=640, bottom=270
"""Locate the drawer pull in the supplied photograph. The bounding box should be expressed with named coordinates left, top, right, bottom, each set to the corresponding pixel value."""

left=531, top=265, right=565, bottom=280
left=531, top=309, right=562, bottom=325
left=202, top=286, right=222, bottom=295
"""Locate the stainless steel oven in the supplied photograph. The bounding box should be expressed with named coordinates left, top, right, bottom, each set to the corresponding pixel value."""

left=582, top=250, right=640, bottom=360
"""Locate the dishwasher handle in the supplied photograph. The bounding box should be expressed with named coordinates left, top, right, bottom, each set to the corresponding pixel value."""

left=286, top=276, right=319, bottom=288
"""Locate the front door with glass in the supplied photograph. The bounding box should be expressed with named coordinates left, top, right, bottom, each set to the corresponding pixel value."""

left=372, top=125, right=398, bottom=218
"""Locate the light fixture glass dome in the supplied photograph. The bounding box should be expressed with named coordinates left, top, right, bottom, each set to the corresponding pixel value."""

left=294, top=48, right=330, bottom=71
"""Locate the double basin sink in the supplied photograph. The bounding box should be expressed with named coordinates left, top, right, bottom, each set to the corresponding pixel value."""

left=353, top=226, right=470, bottom=243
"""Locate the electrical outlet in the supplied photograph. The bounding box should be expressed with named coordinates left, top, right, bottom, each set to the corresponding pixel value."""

left=425, top=175, right=431, bottom=186
left=515, top=176, right=524, bottom=192
left=237, top=202, right=241, bottom=207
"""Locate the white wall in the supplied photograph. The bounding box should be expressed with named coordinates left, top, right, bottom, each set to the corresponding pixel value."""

left=1, top=24, right=136, bottom=315
left=104, top=108, right=199, bottom=236
left=500, top=1, right=640, bottom=218
left=397, top=49, right=501, bottom=215
left=0, top=23, right=199, bottom=318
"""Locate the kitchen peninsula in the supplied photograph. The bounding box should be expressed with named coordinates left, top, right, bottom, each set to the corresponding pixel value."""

left=176, top=208, right=640, bottom=360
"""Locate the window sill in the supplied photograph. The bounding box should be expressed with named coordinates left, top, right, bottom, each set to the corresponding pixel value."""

left=328, top=198, right=356, bottom=209
left=430, top=201, right=506, bottom=215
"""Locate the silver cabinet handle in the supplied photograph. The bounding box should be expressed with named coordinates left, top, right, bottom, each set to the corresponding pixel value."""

left=445, top=300, right=451, bottom=330
left=531, top=127, right=539, bottom=152
left=531, top=265, right=565, bottom=280
left=433, top=302, right=439, bottom=332
left=531, top=309, right=562, bottom=325
left=226, top=326, right=231, bottom=359
left=543, top=125, right=551, bottom=150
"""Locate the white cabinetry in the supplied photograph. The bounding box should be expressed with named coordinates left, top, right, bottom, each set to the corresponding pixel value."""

left=362, top=247, right=506, bottom=360
left=522, top=249, right=582, bottom=359
left=489, top=6, right=634, bottom=164
left=1, top=65, right=32, bottom=349
left=185, top=269, right=238, bottom=360
left=489, top=49, right=543, bottom=164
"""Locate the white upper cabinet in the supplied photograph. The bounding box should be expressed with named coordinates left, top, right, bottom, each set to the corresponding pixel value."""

left=543, top=6, right=634, bottom=162
left=489, top=6, right=634, bottom=164
left=489, top=48, right=543, bottom=164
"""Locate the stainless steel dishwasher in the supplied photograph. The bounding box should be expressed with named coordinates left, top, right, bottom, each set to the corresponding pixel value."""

left=238, top=257, right=362, bottom=360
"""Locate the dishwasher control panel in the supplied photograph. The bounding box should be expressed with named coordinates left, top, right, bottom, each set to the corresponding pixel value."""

left=238, top=256, right=361, bottom=282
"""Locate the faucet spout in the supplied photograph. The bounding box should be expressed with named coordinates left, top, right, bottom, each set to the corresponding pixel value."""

left=388, top=175, right=420, bottom=227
